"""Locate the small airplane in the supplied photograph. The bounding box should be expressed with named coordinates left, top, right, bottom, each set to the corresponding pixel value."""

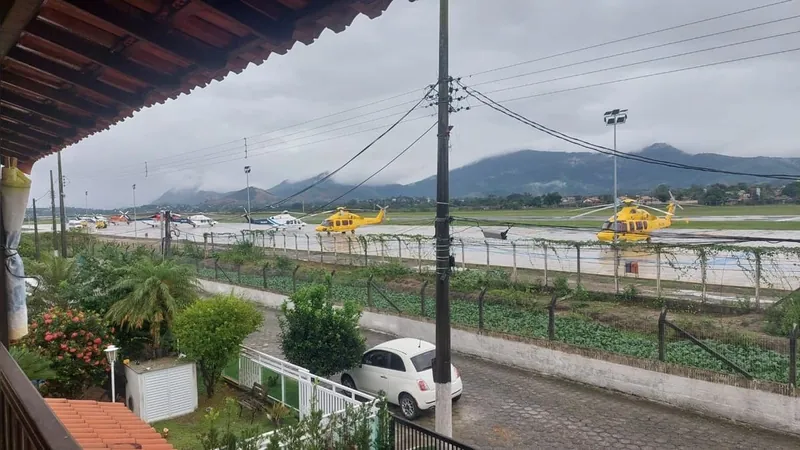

left=315, top=206, right=387, bottom=235
left=139, top=212, right=184, bottom=228
left=242, top=209, right=306, bottom=230
left=571, top=193, right=685, bottom=243
left=187, top=214, right=217, bottom=228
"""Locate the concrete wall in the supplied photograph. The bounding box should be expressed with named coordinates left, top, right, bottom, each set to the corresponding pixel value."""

left=201, top=279, right=800, bottom=435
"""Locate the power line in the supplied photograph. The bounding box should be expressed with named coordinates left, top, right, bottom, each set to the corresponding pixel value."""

left=303, top=121, right=437, bottom=217
left=458, top=81, right=800, bottom=181
left=481, top=45, right=800, bottom=106
left=464, top=0, right=794, bottom=78
left=471, top=14, right=800, bottom=88
left=269, top=87, right=435, bottom=208
left=478, top=29, right=800, bottom=96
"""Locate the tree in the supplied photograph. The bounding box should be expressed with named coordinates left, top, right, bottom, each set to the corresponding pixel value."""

left=542, top=192, right=562, bottom=207
left=105, top=258, right=199, bottom=350
left=9, top=346, right=56, bottom=381
left=782, top=181, right=800, bottom=199
left=279, top=284, right=366, bottom=377
left=173, top=294, right=262, bottom=397
left=25, top=254, right=75, bottom=316
left=652, top=184, right=671, bottom=202
left=24, top=307, right=114, bottom=398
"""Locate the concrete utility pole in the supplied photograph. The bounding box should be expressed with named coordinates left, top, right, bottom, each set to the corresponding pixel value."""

left=432, top=0, right=453, bottom=437
left=133, top=184, right=137, bottom=238
left=49, top=171, right=57, bottom=254
left=57, top=151, right=67, bottom=257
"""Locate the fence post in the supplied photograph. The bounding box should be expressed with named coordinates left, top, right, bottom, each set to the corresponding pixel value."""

left=754, top=250, right=762, bottom=309
left=614, top=245, right=620, bottom=294
left=281, top=363, right=286, bottom=406
left=420, top=280, right=428, bottom=316
left=262, top=265, right=267, bottom=289
left=484, top=240, right=490, bottom=267
left=460, top=238, right=465, bottom=269
left=396, top=236, right=402, bottom=260
left=380, top=237, right=386, bottom=262
left=293, top=265, right=300, bottom=293
left=237, top=264, right=241, bottom=284
left=306, top=234, right=311, bottom=261
left=478, top=287, right=487, bottom=332
left=543, top=243, right=549, bottom=287
left=282, top=232, right=287, bottom=253
left=333, top=236, right=338, bottom=262
left=548, top=294, right=557, bottom=340
left=575, top=244, right=581, bottom=288
left=203, top=233, right=208, bottom=258
left=699, top=248, right=708, bottom=303
left=364, top=238, right=369, bottom=266
left=658, top=307, right=667, bottom=362
left=294, top=234, right=299, bottom=258
left=790, top=323, right=798, bottom=388
left=656, top=246, right=662, bottom=298
left=511, top=241, right=518, bottom=282
left=367, top=275, right=374, bottom=308
left=214, top=258, right=219, bottom=280
left=417, top=239, right=422, bottom=273
left=210, top=233, right=215, bottom=254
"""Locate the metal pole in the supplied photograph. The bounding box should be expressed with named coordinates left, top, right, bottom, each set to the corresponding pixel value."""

left=57, top=151, right=67, bottom=258
left=32, top=198, right=40, bottom=260
left=133, top=184, right=137, bottom=238
left=84, top=190, right=88, bottom=215
left=433, top=0, right=452, bottom=436
left=245, top=166, right=252, bottom=234
left=613, top=121, right=618, bottom=240
left=50, top=171, right=57, bottom=254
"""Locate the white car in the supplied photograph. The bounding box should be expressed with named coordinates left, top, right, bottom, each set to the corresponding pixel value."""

left=341, top=338, right=463, bottom=420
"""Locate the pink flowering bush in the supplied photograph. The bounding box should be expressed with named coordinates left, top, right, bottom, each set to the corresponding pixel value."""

left=25, top=307, right=115, bottom=398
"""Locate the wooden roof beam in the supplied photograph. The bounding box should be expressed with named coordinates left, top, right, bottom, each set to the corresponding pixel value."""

left=0, top=106, right=76, bottom=137
left=1, top=70, right=117, bottom=116
left=1, top=88, right=95, bottom=128
left=7, top=46, right=140, bottom=107
left=0, top=140, right=38, bottom=159
left=60, top=0, right=229, bottom=70
left=24, top=19, right=180, bottom=89
left=0, top=130, right=50, bottom=153
left=0, top=117, right=62, bottom=145
left=203, top=0, right=294, bottom=44
left=0, top=0, right=42, bottom=58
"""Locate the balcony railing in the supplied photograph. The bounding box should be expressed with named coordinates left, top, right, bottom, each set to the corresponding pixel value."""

left=0, top=343, right=79, bottom=450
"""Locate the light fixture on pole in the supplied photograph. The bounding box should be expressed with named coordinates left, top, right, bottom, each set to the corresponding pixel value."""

left=132, top=184, right=137, bottom=238
left=104, top=344, right=120, bottom=403
left=603, top=108, right=628, bottom=241
left=244, top=166, right=252, bottom=234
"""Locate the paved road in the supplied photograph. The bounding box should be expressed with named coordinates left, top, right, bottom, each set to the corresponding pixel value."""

left=247, top=307, right=799, bottom=450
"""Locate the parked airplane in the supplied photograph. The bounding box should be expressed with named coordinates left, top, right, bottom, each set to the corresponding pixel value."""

left=187, top=214, right=217, bottom=228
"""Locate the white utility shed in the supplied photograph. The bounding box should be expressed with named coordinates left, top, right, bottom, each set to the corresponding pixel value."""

left=124, top=356, right=198, bottom=423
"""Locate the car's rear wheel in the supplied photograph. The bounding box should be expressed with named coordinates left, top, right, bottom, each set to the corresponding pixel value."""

left=453, top=394, right=462, bottom=403
left=399, top=393, right=420, bottom=420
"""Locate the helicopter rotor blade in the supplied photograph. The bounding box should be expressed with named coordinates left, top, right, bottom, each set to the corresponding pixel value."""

left=569, top=203, right=614, bottom=212
left=641, top=204, right=674, bottom=216
left=570, top=204, right=616, bottom=219
left=668, top=190, right=685, bottom=210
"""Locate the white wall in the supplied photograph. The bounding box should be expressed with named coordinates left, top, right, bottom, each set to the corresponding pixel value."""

left=201, top=279, right=800, bottom=436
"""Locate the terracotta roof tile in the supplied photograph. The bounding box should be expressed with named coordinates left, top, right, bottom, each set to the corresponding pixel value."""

left=45, top=398, right=175, bottom=450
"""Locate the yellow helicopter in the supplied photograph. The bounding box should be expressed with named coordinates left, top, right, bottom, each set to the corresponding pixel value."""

left=314, top=206, right=387, bottom=235
left=571, top=193, right=685, bottom=243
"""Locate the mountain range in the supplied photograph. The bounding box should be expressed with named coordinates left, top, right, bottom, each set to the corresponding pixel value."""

left=152, top=144, right=800, bottom=206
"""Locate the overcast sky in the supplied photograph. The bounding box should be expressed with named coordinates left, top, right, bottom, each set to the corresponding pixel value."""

left=27, top=0, right=800, bottom=208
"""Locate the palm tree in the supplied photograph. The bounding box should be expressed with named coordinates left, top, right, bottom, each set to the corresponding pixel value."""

left=105, top=258, right=199, bottom=349
left=9, top=346, right=56, bottom=381
left=26, top=254, right=75, bottom=315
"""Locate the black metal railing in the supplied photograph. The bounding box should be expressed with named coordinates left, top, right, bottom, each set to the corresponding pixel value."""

left=0, top=343, right=80, bottom=450
left=392, top=415, right=476, bottom=450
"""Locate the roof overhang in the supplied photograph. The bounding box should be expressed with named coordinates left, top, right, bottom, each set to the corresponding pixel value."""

left=0, top=0, right=395, bottom=162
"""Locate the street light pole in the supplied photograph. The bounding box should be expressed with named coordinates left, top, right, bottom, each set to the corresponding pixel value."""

left=84, top=191, right=88, bottom=216
left=132, top=184, right=137, bottom=238
left=244, top=166, right=252, bottom=235
left=603, top=108, right=628, bottom=238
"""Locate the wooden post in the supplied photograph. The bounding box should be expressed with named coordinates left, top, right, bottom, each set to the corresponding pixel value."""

left=333, top=236, right=338, bottom=262
left=347, top=236, right=353, bottom=265
left=417, top=239, right=422, bottom=273
left=294, top=234, right=299, bottom=258
left=484, top=241, right=490, bottom=267
left=699, top=249, right=708, bottom=303
left=396, top=236, right=403, bottom=260
left=543, top=243, right=548, bottom=286
left=790, top=323, right=798, bottom=388
left=262, top=265, right=267, bottom=289
left=306, top=234, right=311, bottom=261
left=380, top=237, right=386, bottom=262
left=478, top=287, right=487, bottom=331
left=575, top=244, right=581, bottom=288
left=282, top=232, right=287, bottom=253
left=511, top=241, right=518, bottom=282
left=460, top=238, right=465, bottom=269
left=614, top=245, right=620, bottom=294
left=658, top=307, right=668, bottom=362
left=293, top=266, right=300, bottom=293
left=754, top=250, right=762, bottom=309
left=318, top=235, right=324, bottom=263
left=420, top=280, right=428, bottom=316
left=547, top=294, right=557, bottom=340
left=203, top=233, right=208, bottom=258
left=656, top=247, right=662, bottom=298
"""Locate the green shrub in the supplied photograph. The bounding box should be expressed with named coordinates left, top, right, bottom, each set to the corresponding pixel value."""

left=174, top=294, right=263, bottom=397
left=279, top=284, right=365, bottom=377
left=553, top=276, right=571, bottom=297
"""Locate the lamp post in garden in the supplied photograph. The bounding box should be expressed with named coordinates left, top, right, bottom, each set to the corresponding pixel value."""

left=104, top=344, right=120, bottom=403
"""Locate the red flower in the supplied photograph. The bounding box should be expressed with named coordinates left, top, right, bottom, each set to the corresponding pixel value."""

left=71, top=317, right=79, bottom=323
left=76, top=353, right=84, bottom=359
left=44, top=319, right=52, bottom=325
left=60, top=344, right=67, bottom=350
left=71, top=332, right=78, bottom=338
left=57, top=355, right=63, bottom=360
left=43, top=313, right=51, bottom=320
left=93, top=338, right=102, bottom=345
left=44, top=334, right=54, bottom=342
left=69, top=348, right=76, bottom=353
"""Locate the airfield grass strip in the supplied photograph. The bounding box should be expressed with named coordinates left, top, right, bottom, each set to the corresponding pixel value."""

left=196, top=267, right=795, bottom=384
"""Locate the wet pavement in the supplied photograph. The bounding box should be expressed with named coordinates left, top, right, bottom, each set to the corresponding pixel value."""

left=247, top=306, right=800, bottom=450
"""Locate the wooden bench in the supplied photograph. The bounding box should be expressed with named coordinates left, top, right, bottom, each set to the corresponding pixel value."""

left=238, top=383, right=269, bottom=423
